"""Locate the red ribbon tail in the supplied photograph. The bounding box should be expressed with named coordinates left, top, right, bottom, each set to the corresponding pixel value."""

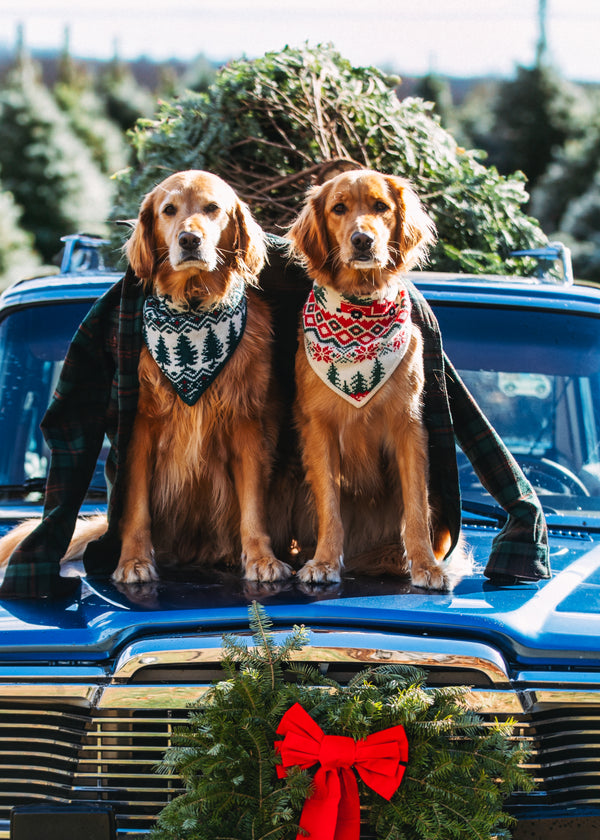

left=336, top=767, right=361, bottom=840
left=296, top=767, right=361, bottom=840
left=297, top=767, right=339, bottom=840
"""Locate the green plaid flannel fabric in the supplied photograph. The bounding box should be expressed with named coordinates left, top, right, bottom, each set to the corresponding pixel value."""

left=0, top=268, right=144, bottom=598
left=0, top=247, right=550, bottom=599
left=407, top=279, right=550, bottom=582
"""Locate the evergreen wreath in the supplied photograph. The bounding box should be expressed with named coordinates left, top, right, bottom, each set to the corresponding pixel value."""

left=151, top=603, right=533, bottom=840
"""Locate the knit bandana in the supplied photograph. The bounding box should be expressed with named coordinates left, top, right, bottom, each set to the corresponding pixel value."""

left=303, top=281, right=412, bottom=406
left=142, top=278, right=247, bottom=405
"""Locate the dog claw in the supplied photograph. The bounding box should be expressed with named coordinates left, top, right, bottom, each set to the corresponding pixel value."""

left=297, top=557, right=342, bottom=584
left=112, top=557, right=159, bottom=584
left=243, top=556, right=293, bottom=583
left=411, top=562, right=449, bottom=591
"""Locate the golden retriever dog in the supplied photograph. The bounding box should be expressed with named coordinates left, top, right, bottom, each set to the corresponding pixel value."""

left=0, top=171, right=291, bottom=585
left=287, top=168, right=451, bottom=590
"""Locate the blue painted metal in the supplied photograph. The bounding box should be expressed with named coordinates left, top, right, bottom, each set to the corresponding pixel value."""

left=1, top=268, right=600, bottom=672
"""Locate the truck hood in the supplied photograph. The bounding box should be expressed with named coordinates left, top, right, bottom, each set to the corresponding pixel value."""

left=0, top=524, right=598, bottom=671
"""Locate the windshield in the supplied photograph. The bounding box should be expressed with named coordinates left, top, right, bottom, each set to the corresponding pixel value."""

left=2, top=296, right=600, bottom=523
left=435, top=302, right=600, bottom=523
left=0, top=301, right=105, bottom=496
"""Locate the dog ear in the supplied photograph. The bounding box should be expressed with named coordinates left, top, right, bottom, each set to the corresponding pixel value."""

left=125, top=190, right=157, bottom=281
left=287, top=184, right=330, bottom=273
left=386, top=175, right=436, bottom=271
left=233, top=199, right=267, bottom=279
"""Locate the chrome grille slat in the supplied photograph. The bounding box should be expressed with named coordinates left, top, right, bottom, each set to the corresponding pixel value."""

left=483, top=707, right=600, bottom=812
left=0, top=700, right=185, bottom=831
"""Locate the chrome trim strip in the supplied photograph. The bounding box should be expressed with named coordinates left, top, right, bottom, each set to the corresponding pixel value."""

left=0, top=681, right=595, bottom=713
left=533, top=689, right=600, bottom=706
left=112, top=630, right=510, bottom=684
left=98, top=684, right=209, bottom=708
left=0, top=685, right=96, bottom=702
left=99, top=684, right=522, bottom=712
left=457, top=689, right=524, bottom=715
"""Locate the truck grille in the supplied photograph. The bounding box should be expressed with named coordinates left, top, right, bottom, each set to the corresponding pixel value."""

left=1, top=697, right=600, bottom=833
left=0, top=701, right=187, bottom=833
left=508, top=706, right=600, bottom=810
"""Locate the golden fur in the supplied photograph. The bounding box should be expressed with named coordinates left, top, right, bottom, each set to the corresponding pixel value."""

left=287, top=168, right=452, bottom=590
left=0, top=171, right=291, bottom=585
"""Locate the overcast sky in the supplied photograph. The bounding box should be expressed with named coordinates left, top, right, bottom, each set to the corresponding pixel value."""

left=2, top=0, right=599, bottom=81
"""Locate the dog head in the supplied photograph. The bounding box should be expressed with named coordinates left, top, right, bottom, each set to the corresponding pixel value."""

left=288, top=169, right=436, bottom=295
left=126, top=170, right=266, bottom=306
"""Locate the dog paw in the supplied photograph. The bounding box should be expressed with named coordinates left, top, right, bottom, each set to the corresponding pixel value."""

left=297, top=556, right=343, bottom=584
left=243, top=555, right=293, bottom=582
left=411, top=560, right=449, bottom=591
left=112, top=556, right=159, bottom=584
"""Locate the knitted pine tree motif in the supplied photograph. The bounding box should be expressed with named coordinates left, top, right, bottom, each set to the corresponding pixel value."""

left=143, top=277, right=247, bottom=405
left=303, top=282, right=412, bottom=406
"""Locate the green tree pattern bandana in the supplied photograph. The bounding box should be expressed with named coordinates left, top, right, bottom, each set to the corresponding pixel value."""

left=303, top=281, right=412, bottom=406
left=142, top=277, right=247, bottom=405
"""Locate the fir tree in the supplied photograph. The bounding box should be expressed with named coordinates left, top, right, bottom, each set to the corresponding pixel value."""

left=0, top=38, right=112, bottom=260
left=175, top=333, right=198, bottom=369
left=226, top=319, right=239, bottom=355
left=0, top=177, right=40, bottom=291
left=313, top=284, right=327, bottom=307
left=155, top=334, right=171, bottom=367
left=370, top=358, right=385, bottom=389
left=326, top=362, right=341, bottom=388
left=202, top=325, right=223, bottom=368
left=350, top=369, right=368, bottom=395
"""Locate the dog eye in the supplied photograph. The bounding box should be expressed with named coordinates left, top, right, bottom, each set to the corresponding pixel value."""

left=205, top=203, right=220, bottom=214
left=331, top=203, right=347, bottom=215
left=374, top=200, right=389, bottom=213
left=162, top=203, right=177, bottom=216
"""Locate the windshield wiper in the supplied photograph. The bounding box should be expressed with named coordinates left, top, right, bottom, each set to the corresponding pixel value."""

left=461, top=498, right=560, bottom=525
left=461, top=499, right=508, bottom=525
left=0, top=478, right=47, bottom=494
left=0, top=478, right=106, bottom=498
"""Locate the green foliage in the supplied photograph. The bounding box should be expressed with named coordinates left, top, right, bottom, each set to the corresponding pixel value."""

left=151, top=603, right=533, bottom=840
left=530, top=102, right=600, bottom=282
left=97, top=58, right=156, bottom=133
left=485, top=64, right=589, bottom=189
left=113, top=44, right=547, bottom=275
left=0, top=181, right=40, bottom=290
left=0, top=56, right=113, bottom=261
left=54, top=79, right=130, bottom=175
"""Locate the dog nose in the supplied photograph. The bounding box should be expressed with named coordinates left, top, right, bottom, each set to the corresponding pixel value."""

left=351, top=231, right=374, bottom=252
left=178, top=231, right=201, bottom=251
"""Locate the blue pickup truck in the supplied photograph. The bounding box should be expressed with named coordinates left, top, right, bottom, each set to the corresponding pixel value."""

left=0, top=236, right=599, bottom=839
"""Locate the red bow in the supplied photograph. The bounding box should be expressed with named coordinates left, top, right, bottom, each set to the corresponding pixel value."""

left=274, top=703, right=408, bottom=840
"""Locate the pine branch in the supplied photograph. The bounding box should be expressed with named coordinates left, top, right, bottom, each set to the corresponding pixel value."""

left=150, top=605, right=532, bottom=840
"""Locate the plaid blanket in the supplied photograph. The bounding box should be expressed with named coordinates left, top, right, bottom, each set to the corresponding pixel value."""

left=0, top=238, right=549, bottom=599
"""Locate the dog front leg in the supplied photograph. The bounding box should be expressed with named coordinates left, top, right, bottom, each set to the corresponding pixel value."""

left=297, top=417, right=344, bottom=583
left=113, top=413, right=159, bottom=583
left=395, top=417, right=448, bottom=590
left=231, top=421, right=292, bottom=582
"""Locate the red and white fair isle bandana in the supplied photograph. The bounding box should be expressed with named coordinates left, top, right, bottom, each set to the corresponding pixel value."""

left=303, top=281, right=412, bottom=406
